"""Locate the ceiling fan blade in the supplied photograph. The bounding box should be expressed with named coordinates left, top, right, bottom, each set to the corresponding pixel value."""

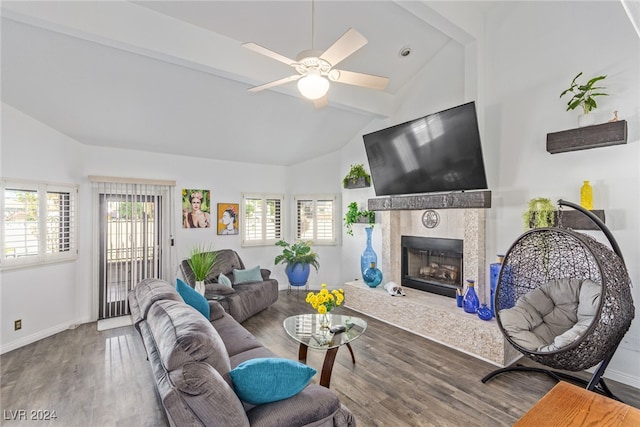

left=242, top=42, right=296, bottom=66
left=248, top=75, right=301, bottom=92
left=319, top=28, right=367, bottom=67
left=333, top=69, right=389, bottom=90
left=314, top=95, right=329, bottom=109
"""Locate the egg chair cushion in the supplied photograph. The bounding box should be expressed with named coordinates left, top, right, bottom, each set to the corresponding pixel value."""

left=500, top=278, right=601, bottom=352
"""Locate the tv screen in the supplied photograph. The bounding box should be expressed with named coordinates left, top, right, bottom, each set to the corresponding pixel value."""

left=363, top=101, right=488, bottom=196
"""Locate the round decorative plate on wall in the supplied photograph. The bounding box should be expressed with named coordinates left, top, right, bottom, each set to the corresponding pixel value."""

left=422, top=210, right=440, bottom=229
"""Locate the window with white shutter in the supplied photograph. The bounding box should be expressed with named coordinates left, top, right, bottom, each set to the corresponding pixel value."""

left=241, top=193, right=283, bottom=246
left=1, top=179, right=78, bottom=269
left=294, top=194, right=337, bottom=245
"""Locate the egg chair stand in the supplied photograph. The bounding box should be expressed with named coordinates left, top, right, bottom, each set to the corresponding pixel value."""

left=481, top=200, right=634, bottom=401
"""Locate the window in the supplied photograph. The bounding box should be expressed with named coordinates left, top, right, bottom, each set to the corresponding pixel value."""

left=1, top=179, right=78, bottom=269
left=241, top=193, right=283, bottom=246
left=294, top=194, right=337, bottom=245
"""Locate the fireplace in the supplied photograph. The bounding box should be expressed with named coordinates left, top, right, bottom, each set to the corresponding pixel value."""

left=401, top=235, right=463, bottom=298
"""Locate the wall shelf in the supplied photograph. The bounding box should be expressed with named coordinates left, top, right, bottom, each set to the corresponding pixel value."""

left=558, top=209, right=605, bottom=230
left=546, top=120, right=627, bottom=154
left=344, top=177, right=371, bottom=189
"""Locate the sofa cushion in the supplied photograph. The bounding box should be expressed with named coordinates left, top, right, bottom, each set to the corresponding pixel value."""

left=133, top=277, right=183, bottom=323
left=148, top=300, right=231, bottom=374
left=233, top=266, right=263, bottom=284
left=176, top=278, right=210, bottom=319
left=246, top=385, right=346, bottom=427
left=500, top=278, right=600, bottom=351
left=169, top=362, right=250, bottom=427
left=229, top=358, right=316, bottom=405
left=205, top=282, right=235, bottom=298
left=218, top=272, right=233, bottom=287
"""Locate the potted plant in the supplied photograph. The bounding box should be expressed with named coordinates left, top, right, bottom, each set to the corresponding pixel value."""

left=344, top=201, right=375, bottom=236
left=274, top=240, right=320, bottom=287
left=560, top=72, right=608, bottom=127
left=523, top=198, right=557, bottom=230
left=342, top=163, right=372, bottom=189
left=187, top=244, right=218, bottom=295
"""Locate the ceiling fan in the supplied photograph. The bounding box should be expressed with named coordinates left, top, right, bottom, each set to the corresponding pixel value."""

left=242, top=2, right=389, bottom=107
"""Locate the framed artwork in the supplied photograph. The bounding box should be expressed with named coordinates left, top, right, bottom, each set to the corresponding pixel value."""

left=217, top=203, right=239, bottom=235
left=182, top=189, right=211, bottom=228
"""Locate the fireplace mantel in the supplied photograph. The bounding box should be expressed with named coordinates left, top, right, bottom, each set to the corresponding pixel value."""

left=368, top=190, right=491, bottom=211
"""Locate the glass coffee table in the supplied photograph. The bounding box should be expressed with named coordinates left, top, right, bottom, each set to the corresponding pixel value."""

left=283, top=313, right=367, bottom=388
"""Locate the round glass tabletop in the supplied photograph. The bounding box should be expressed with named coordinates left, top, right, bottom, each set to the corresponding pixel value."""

left=283, top=313, right=367, bottom=350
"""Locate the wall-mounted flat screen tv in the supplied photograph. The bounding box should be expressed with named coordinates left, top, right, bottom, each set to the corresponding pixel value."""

left=363, top=101, right=488, bottom=196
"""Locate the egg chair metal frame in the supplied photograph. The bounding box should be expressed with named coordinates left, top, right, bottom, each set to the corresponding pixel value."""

left=481, top=199, right=635, bottom=400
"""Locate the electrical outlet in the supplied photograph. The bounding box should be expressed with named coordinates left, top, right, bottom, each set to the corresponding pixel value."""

left=14, top=319, right=22, bottom=331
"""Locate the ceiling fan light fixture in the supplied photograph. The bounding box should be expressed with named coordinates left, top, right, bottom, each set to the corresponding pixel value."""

left=297, top=72, right=329, bottom=100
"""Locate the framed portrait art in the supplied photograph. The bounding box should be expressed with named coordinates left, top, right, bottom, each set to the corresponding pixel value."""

left=182, top=189, right=211, bottom=229
left=217, top=203, right=239, bottom=235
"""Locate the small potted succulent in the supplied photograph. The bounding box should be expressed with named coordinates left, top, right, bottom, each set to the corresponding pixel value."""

left=342, top=164, right=372, bottom=189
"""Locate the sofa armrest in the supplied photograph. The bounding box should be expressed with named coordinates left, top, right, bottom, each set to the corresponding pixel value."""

left=260, top=269, right=272, bottom=280
left=208, top=301, right=226, bottom=321
left=246, top=385, right=351, bottom=426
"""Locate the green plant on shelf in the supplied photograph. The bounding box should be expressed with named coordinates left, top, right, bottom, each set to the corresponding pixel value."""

left=560, top=72, right=608, bottom=115
left=344, top=201, right=375, bottom=236
left=342, top=164, right=371, bottom=188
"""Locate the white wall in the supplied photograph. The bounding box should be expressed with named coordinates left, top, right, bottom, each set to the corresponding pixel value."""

left=337, top=1, right=640, bottom=388
left=1, top=104, right=88, bottom=351
left=0, top=103, right=341, bottom=353
left=339, top=39, right=466, bottom=283
left=482, top=0, right=640, bottom=387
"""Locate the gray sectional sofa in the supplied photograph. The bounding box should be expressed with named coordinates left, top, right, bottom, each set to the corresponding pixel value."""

left=180, top=249, right=279, bottom=323
left=128, top=277, right=356, bottom=427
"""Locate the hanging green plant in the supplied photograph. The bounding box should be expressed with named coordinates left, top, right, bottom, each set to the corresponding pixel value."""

left=523, top=198, right=557, bottom=230
left=343, top=164, right=372, bottom=188
left=344, top=201, right=375, bottom=236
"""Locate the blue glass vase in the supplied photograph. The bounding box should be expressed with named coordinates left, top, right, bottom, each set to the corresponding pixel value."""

left=463, top=279, right=480, bottom=314
left=489, top=255, right=504, bottom=318
left=477, top=304, right=492, bottom=321
left=360, top=227, right=377, bottom=281
left=363, top=262, right=383, bottom=287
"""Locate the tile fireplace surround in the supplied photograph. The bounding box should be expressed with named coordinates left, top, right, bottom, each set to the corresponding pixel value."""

left=345, top=194, right=520, bottom=366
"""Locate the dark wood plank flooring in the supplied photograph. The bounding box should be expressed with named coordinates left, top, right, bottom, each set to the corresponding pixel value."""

left=1, top=291, right=638, bottom=426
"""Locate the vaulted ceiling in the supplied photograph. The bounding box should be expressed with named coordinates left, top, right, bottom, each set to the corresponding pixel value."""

left=1, top=1, right=493, bottom=166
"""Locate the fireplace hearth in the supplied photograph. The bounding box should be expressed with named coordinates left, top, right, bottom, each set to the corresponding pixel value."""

left=401, top=235, right=463, bottom=298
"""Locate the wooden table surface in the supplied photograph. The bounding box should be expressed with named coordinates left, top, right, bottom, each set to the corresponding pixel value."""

left=515, top=381, right=640, bottom=426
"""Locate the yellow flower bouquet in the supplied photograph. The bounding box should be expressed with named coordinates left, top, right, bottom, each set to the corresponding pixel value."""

left=306, top=283, right=345, bottom=314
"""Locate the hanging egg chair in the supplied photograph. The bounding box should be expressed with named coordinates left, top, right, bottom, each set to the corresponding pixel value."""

left=482, top=200, right=634, bottom=400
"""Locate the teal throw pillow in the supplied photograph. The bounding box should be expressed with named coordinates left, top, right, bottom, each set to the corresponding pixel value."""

left=176, top=278, right=210, bottom=319
left=233, top=265, right=262, bottom=284
left=229, top=358, right=316, bottom=405
left=218, top=272, right=232, bottom=288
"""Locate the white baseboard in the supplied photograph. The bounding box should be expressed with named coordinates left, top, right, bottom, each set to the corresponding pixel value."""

left=1, top=319, right=85, bottom=355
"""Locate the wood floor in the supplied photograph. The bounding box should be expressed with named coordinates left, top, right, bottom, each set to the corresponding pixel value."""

left=2, top=291, right=638, bottom=426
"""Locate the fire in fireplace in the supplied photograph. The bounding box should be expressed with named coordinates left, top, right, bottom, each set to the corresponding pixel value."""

left=401, top=236, right=463, bottom=298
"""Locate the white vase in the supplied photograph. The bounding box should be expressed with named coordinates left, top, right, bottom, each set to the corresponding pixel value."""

left=195, top=280, right=206, bottom=296
left=578, top=113, right=595, bottom=127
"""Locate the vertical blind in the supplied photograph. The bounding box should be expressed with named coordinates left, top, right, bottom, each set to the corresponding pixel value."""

left=91, top=177, right=175, bottom=319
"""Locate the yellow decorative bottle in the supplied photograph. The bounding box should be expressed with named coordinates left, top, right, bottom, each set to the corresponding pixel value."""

left=580, top=180, right=593, bottom=210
